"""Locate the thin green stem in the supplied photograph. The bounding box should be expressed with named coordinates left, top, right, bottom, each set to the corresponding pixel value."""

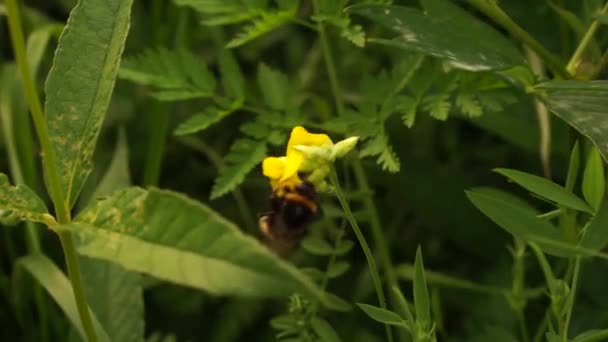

left=6, top=2, right=98, bottom=341
left=5, top=0, right=69, bottom=223
left=58, top=232, right=98, bottom=342
left=566, top=1, right=608, bottom=75
left=312, top=0, right=344, bottom=116
left=290, top=17, right=318, bottom=31
left=329, top=168, right=393, bottom=342
left=561, top=257, right=581, bottom=341
left=467, top=0, right=570, bottom=79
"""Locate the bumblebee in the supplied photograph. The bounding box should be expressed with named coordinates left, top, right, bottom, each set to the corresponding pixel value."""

left=259, top=181, right=322, bottom=251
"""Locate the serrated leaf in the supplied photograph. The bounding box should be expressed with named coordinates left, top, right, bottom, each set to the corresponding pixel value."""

left=210, top=139, right=267, bottom=199
left=202, top=11, right=259, bottom=26
left=174, top=106, right=236, bottom=136
left=414, top=247, right=430, bottom=331
left=257, top=63, right=291, bottom=110
left=465, top=189, right=569, bottom=256
left=423, top=94, right=451, bottom=120
left=582, top=147, right=605, bottom=212
left=119, top=48, right=216, bottom=100
left=301, top=235, right=334, bottom=255
left=219, top=49, right=245, bottom=100
left=359, top=134, right=400, bottom=172
left=310, top=317, right=342, bottom=342
left=17, top=254, right=111, bottom=342
left=70, top=187, right=335, bottom=307
left=456, top=93, right=482, bottom=117
left=494, top=168, right=593, bottom=214
left=356, top=303, right=408, bottom=327
left=0, top=173, right=53, bottom=226
left=327, top=261, right=350, bottom=278
left=226, top=9, right=295, bottom=48
left=535, top=81, right=608, bottom=163
left=45, top=0, right=134, bottom=208
left=349, top=1, right=523, bottom=71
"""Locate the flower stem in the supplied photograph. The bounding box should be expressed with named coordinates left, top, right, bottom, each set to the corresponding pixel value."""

left=329, top=168, right=393, bottom=342
left=467, top=0, right=570, bottom=79
left=6, top=2, right=97, bottom=341
left=566, top=1, right=608, bottom=75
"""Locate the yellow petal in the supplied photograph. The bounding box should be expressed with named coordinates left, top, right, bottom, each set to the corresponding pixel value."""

left=281, top=150, right=303, bottom=182
left=262, top=157, right=286, bottom=179
left=286, top=126, right=332, bottom=154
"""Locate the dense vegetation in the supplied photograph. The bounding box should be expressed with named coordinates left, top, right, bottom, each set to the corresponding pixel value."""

left=2, top=0, right=608, bottom=341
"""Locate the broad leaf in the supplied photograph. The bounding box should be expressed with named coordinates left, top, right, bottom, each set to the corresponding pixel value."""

left=301, top=235, right=334, bottom=256
left=0, top=173, right=54, bottom=226
left=71, top=131, right=144, bottom=342
left=44, top=0, right=134, bottom=208
left=349, top=1, right=523, bottom=71
left=257, top=63, right=291, bottom=111
left=70, top=188, right=332, bottom=306
left=356, top=303, right=408, bottom=327
left=310, top=317, right=342, bottom=342
left=535, top=81, right=608, bottom=163
left=218, top=49, right=245, bottom=100
left=466, top=188, right=568, bottom=256
left=580, top=201, right=608, bottom=252
left=17, top=254, right=110, bottom=342
left=494, top=168, right=593, bottom=214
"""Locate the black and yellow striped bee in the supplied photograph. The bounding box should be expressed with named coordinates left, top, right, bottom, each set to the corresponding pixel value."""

left=259, top=181, right=322, bottom=252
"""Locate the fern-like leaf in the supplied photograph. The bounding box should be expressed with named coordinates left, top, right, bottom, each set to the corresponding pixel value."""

left=257, top=63, right=293, bottom=111
left=226, top=9, right=295, bottom=48
left=119, top=47, right=216, bottom=101
left=210, top=139, right=267, bottom=199
left=174, top=105, right=238, bottom=136
left=359, top=132, right=400, bottom=173
left=455, top=92, right=482, bottom=118
left=422, top=94, right=451, bottom=120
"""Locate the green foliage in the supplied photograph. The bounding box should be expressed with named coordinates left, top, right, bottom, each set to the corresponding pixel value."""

left=44, top=0, right=134, bottom=209
left=5, top=0, right=608, bottom=341
left=119, top=47, right=217, bottom=101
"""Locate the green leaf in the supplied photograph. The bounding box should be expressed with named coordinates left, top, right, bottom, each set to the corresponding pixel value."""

left=301, top=235, right=334, bottom=256
left=174, top=106, right=237, bottom=136
left=119, top=47, right=216, bottom=101
left=535, top=81, right=608, bottom=163
left=0, top=173, right=54, bottom=226
left=565, top=141, right=581, bottom=191
left=44, top=0, right=134, bottom=208
left=349, top=1, right=523, bottom=71
left=414, top=246, right=430, bottom=330
left=74, top=257, right=144, bottom=342
left=16, top=254, right=110, bottom=342
left=327, top=261, right=350, bottom=278
left=356, top=303, right=408, bottom=327
left=173, top=0, right=242, bottom=14
left=310, top=317, right=342, bottom=342
left=494, top=168, right=593, bottom=214
left=210, top=139, right=267, bottom=199
left=359, top=133, right=400, bottom=173
left=390, top=285, right=414, bottom=329
left=580, top=201, right=608, bottom=252
left=218, top=49, right=245, bottom=100
left=256, top=63, right=291, bottom=111
left=226, top=9, right=295, bottom=48
left=582, top=147, right=605, bottom=212
left=334, top=239, right=355, bottom=256
left=572, top=329, right=608, bottom=342
left=423, top=94, right=451, bottom=120
left=71, top=187, right=333, bottom=307
left=72, top=129, right=144, bottom=342
left=465, top=189, right=568, bottom=256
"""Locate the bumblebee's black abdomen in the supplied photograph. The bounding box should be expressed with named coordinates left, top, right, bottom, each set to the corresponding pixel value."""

left=281, top=201, right=314, bottom=229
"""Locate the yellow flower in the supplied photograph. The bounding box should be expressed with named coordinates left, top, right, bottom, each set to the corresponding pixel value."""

left=262, top=126, right=358, bottom=191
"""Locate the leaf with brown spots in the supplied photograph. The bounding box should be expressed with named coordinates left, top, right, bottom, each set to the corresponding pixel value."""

left=44, top=0, right=134, bottom=209
left=0, top=173, right=55, bottom=226
left=70, top=187, right=339, bottom=308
